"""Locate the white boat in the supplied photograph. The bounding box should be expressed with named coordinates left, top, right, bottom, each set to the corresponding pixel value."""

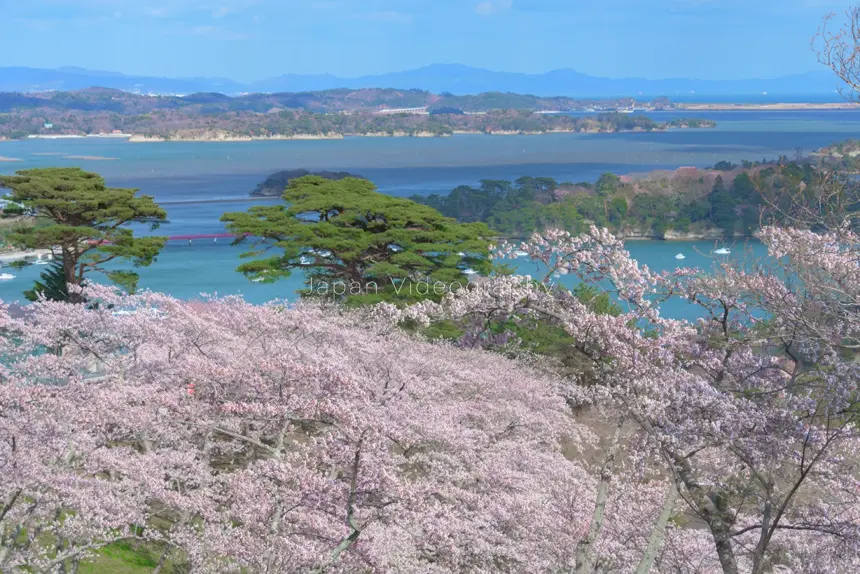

left=714, top=247, right=731, bottom=255
left=251, top=277, right=265, bottom=283
left=515, top=250, right=528, bottom=258
left=675, top=253, right=686, bottom=260
left=0, top=273, right=14, bottom=280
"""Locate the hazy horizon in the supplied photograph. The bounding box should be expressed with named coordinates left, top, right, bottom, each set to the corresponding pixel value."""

left=5, top=62, right=838, bottom=84
left=1, top=0, right=853, bottom=82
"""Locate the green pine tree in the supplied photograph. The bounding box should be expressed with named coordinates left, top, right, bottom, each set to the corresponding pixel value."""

left=24, top=258, right=69, bottom=303
left=0, top=168, right=168, bottom=302
left=222, top=175, right=493, bottom=305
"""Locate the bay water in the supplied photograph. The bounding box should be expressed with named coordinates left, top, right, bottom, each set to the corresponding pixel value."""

left=0, top=110, right=857, bottom=319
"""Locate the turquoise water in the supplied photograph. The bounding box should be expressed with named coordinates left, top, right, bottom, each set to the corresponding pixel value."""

left=0, top=239, right=763, bottom=321
left=0, top=110, right=854, bottom=318
left=507, top=239, right=768, bottom=320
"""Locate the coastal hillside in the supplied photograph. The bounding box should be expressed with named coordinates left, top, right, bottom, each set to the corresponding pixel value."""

left=813, top=139, right=860, bottom=171
left=410, top=155, right=830, bottom=239
left=0, top=87, right=669, bottom=116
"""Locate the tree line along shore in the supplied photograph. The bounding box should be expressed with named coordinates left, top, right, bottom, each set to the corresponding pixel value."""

left=0, top=109, right=715, bottom=140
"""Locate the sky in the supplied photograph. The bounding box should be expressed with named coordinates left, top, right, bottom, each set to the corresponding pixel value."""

left=0, top=0, right=852, bottom=82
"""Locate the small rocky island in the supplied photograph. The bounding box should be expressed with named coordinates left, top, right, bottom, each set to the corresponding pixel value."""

left=251, top=170, right=363, bottom=197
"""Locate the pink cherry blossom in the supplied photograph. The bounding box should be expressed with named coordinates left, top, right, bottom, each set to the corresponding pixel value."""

left=397, top=224, right=860, bottom=573
left=3, top=221, right=859, bottom=573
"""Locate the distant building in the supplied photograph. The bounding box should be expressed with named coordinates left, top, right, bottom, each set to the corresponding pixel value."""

left=43, top=122, right=53, bottom=129
left=376, top=107, right=428, bottom=115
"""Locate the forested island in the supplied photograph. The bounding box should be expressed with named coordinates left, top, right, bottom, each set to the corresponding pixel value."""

left=1, top=108, right=714, bottom=140
left=124, top=112, right=713, bottom=140
left=0, top=87, right=713, bottom=139
left=410, top=151, right=845, bottom=239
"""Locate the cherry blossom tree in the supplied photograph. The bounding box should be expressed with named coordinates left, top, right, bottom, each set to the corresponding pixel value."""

left=387, top=224, right=860, bottom=574
left=5, top=280, right=762, bottom=573
left=5, top=229, right=857, bottom=573
left=3, top=188, right=859, bottom=574
left=1, top=284, right=672, bottom=573
left=813, top=6, right=860, bottom=102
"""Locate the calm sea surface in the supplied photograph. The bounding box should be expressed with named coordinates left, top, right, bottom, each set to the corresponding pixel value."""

left=0, top=110, right=857, bottom=319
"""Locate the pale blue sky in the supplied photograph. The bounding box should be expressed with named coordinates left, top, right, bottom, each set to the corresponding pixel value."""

left=0, top=0, right=852, bottom=81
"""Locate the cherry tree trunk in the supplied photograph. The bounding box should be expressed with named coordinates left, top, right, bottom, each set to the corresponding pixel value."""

left=635, top=481, right=679, bottom=574
left=574, top=415, right=625, bottom=574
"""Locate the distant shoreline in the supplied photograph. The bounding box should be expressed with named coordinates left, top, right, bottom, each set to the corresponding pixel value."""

left=127, top=133, right=346, bottom=143
left=676, top=102, right=860, bottom=110
left=125, top=124, right=714, bottom=143
left=0, top=125, right=715, bottom=145
left=24, top=134, right=132, bottom=140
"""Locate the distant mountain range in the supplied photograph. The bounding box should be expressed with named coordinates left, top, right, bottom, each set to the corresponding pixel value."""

left=0, top=64, right=844, bottom=98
